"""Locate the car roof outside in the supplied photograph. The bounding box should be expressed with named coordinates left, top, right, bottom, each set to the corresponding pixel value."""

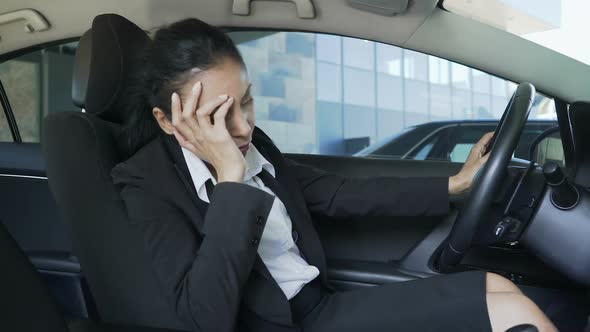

left=412, top=119, right=556, bottom=126
left=356, top=119, right=557, bottom=157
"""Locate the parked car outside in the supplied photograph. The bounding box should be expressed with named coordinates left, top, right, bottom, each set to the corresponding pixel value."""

left=355, top=120, right=557, bottom=162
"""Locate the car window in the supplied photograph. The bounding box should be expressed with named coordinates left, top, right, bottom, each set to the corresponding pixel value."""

left=230, top=31, right=558, bottom=163
left=450, top=144, right=474, bottom=163
left=414, top=137, right=439, bottom=160
left=0, top=42, right=78, bottom=142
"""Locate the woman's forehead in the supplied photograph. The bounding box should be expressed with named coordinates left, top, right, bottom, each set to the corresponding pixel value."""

left=185, top=59, right=249, bottom=98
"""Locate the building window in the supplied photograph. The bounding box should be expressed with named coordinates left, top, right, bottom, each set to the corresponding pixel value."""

left=343, top=37, right=374, bottom=70
left=428, top=57, right=450, bottom=85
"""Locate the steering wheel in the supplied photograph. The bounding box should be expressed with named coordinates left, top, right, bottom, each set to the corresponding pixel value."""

left=438, top=83, right=536, bottom=271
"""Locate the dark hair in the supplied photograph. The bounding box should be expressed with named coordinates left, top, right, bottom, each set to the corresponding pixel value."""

left=121, top=18, right=245, bottom=157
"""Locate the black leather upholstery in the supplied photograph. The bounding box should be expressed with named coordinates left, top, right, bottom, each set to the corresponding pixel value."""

left=0, top=221, right=69, bottom=332
left=86, top=14, right=150, bottom=123
left=0, top=215, right=186, bottom=332
left=43, top=14, right=186, bottom=330
left=72, top=29, right=92, bottom=109
left=72, top=14, right=149, bottom=122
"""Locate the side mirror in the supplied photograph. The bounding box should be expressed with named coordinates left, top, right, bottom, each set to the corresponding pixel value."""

left=530, top=126, right=565, bottom=167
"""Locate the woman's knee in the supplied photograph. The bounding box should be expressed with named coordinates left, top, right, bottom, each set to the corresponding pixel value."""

left=486, top=272, right=522, bottom=294
left=487, top=292, right=557, bottom=332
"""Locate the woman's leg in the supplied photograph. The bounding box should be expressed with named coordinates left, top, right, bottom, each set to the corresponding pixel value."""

left=485, top=273, right=557, bottom=332
left=487, top=272, right=522, bottom=293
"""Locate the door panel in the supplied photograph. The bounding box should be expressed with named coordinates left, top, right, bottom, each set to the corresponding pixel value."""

left=30, top=251, right=92, bottom=319
left=285, top=153, right=462, bottom=287
left=286, top=154, right=463, bottom=178
left=0, top=142, right=90, bottom=319
left=316, top=217, right=439, bottom=263
left=0, top=143, right=70, bottom=252
left=0, top=143, right=47, bottom=175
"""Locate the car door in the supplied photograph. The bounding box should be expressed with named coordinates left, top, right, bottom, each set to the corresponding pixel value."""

left=230, top=30, right=566, bottom=289
left=0, top=42, right=94, bottom=319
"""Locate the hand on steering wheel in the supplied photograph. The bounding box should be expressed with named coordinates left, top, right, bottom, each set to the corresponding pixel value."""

left=449, top=132, right=494, bottom=195
left=439, top=83, right=536, bottom=271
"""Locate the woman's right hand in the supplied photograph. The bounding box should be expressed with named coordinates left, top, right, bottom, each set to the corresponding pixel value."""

left=171, top=81, right=246, bottom=183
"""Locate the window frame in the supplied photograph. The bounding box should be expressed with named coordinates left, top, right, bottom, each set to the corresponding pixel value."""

left=0, top=37, right=78, bottom=143
left=0, top=79, right=20, bottom=142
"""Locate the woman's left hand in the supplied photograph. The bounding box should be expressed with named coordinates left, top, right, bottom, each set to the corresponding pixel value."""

left=448, top=132, right=494, bottom=195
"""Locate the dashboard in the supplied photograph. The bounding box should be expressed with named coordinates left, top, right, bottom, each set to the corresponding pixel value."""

left=468, top=102, right=590, bottom=287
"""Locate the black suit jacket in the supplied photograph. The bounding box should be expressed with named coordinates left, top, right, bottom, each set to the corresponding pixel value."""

left=111, top=127, right=450, bottom=332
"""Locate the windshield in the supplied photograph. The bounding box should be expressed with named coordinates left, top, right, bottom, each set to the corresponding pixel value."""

left=443, top=0, right=590, bottom=66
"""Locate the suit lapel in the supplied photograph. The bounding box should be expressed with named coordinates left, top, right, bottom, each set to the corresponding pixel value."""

left=128, top=135, right=205, bottom=236
left=161, top=135, right=196, bottom=195
left=160, top=134, right=275, bottom=282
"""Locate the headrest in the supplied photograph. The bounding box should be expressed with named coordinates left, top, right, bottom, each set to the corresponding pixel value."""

left=72, top=14, right=150, bottom=123
left=72, top=29, right=92, bottom=109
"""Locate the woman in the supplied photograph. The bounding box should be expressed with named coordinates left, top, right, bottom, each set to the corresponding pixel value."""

left=112, top=18, right=556, bottom=332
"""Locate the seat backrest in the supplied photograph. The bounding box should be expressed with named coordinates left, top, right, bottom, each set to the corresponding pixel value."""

left=42, top=14, right=186, bottom=330
left=0, top=218, right=69, bottom=332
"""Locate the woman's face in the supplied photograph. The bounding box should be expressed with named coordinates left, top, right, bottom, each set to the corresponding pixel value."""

left=161, top=57, right=255, bottom=156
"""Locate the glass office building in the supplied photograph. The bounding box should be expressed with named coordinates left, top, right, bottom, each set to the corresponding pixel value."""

left=233, top=31, right=552, bottom=156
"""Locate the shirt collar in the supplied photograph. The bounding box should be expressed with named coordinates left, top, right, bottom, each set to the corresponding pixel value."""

left=244, top=143, right=276, bottom=181
left=181, top=143, right=275, bottom=203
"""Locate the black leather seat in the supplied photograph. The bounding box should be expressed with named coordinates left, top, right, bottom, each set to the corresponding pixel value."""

left=0, top=216, right=70, bottom=332
left=43, top=14, right=186, bottom=330
left=0, top=219, right=187, bottom=332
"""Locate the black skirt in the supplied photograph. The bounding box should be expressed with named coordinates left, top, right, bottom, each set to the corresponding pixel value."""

left=301, top=270, right=492, bottom=332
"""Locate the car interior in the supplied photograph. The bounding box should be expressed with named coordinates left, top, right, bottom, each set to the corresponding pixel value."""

left=1, top=1, right=590, bottom=331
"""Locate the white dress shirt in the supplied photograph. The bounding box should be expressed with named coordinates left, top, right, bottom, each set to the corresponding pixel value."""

left=181, top=144, right=320, bottom=300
